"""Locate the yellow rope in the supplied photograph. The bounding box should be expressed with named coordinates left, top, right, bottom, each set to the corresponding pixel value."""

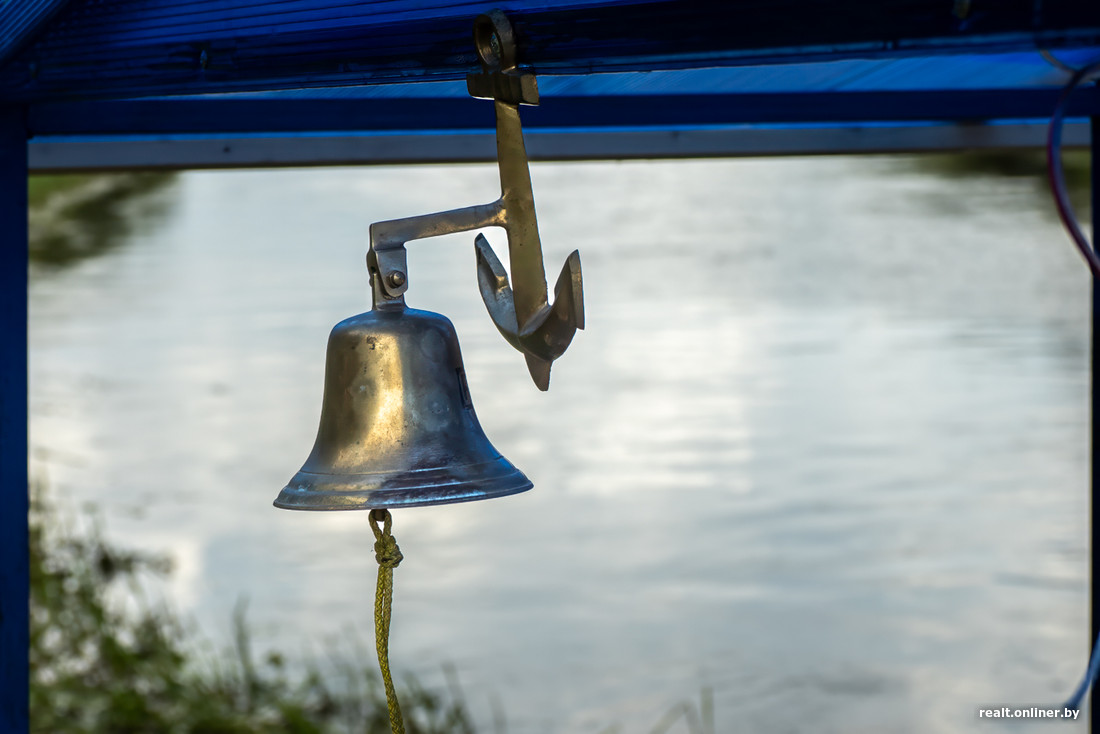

left=369, top=508, right=405, bottom=734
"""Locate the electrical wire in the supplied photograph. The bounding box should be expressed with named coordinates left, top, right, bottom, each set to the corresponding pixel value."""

left=1049, top=55, right=1100, bottom=712
left=1045, top=58, right=1100, bottom=279
left=1066, top=629, right=1100, bottom=711
left=1041, top=48, right=1086, bottom=75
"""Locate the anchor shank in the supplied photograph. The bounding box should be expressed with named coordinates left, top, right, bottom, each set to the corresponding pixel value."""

left=494, top=99, right=548, bottom=330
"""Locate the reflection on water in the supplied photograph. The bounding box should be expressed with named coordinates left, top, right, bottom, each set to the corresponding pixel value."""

left=29, top=173, right=177, bottom=269
left=906, top=151, right=1091, bottom=214
left=30, top=156, right=1090, bottom=733
left=909, top=150, right=1089, bottom=185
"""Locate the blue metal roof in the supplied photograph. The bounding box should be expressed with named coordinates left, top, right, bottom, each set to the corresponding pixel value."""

left=2, top=0, right=1099, bottom=104
left=3, top=2, right=1099, bottom=168
left=20, top=52, right=1100, bottom=136
left=0, top=0, right=67, bottom=68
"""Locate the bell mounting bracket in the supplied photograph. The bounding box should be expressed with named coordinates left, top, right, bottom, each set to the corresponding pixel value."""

left=365, top=9, right=584, bottom=391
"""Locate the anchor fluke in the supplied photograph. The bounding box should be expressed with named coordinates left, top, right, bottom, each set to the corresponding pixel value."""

left=550, top=248, right=585, bottom=334
left=475, top=235, right=584, bottom=390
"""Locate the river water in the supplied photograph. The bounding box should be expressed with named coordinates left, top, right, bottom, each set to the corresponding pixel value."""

left=29, top=157, right=1092, bottom=733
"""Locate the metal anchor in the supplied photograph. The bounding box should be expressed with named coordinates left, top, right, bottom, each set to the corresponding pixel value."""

left=366, top=9, right=584, bottom=391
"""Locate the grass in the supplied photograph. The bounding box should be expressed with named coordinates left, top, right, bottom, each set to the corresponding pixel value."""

left=30, top=479, right=478, bottom=734
left=29, top=480, right=723, bottom=733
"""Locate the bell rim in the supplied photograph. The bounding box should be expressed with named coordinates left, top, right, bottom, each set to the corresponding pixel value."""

left=273, top=464, right=533, bottom=511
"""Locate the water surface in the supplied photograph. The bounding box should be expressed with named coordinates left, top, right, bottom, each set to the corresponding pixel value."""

left=30, top=157, right=1091, bottom=733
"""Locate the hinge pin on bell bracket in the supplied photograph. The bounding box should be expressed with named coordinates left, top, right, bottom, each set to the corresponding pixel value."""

left=365, top=9, right=584, bottom=391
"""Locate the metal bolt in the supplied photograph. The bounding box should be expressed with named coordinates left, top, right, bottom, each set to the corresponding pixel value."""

left=386, top=271, right=406, bottom=288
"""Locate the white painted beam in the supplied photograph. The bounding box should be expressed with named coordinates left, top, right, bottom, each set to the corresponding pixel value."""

left=28, top=122, right=1090, bottom=172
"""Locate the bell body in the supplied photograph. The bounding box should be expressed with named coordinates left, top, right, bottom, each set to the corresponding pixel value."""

left=275, top=306, right=532, bottom=510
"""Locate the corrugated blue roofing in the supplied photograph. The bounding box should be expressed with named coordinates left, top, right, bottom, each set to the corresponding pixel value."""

left=2, top=0, right=1099, bottom=106
left=20, top=49, right=1100, bottom=140
left=5, top=2, right=1100, bottom=148
left=211, top=51, right=1100, bottom=100
left=0, top=0, right=67, bottom=67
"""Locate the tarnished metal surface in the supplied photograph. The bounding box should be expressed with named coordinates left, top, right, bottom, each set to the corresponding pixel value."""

left=367, top=10, right=584, bottom=391
left=274, top=307, right=531, bottom=510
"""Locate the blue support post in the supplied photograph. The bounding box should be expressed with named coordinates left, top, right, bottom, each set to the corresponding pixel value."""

left=1092, top=114, right=1099, bottom=734
left=0, top=105, right=29, bottom=734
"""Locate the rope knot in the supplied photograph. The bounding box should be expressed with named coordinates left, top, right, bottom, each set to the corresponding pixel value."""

left=369, top=508, right=403, bottom=569
left=374, top=535, right=403, bottom=568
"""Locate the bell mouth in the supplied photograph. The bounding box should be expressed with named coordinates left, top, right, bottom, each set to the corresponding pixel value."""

left=274, top=459, right=533, bottom=511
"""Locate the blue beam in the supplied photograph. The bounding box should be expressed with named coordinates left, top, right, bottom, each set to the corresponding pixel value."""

left=24, top=120, right=1094, bottom=172
left=23, top=88, right=1100, bottom=138
left=1092, top=114, right=1099, bottom=734
left=0, top=106, right=28, bottom=734
left=0, top=0, right=1098, bottom=103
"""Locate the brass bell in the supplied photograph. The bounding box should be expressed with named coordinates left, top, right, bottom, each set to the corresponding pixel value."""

left=274, top=304, right=532, bottom=510
left=276, top=9, right=585, bottom=511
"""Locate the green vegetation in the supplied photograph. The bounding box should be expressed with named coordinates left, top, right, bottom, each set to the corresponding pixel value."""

left=29, top=481, right=477, bottom=734
left=29, top=482, right=721, bottom=734
left=29, top=175, right=92, bottom=208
